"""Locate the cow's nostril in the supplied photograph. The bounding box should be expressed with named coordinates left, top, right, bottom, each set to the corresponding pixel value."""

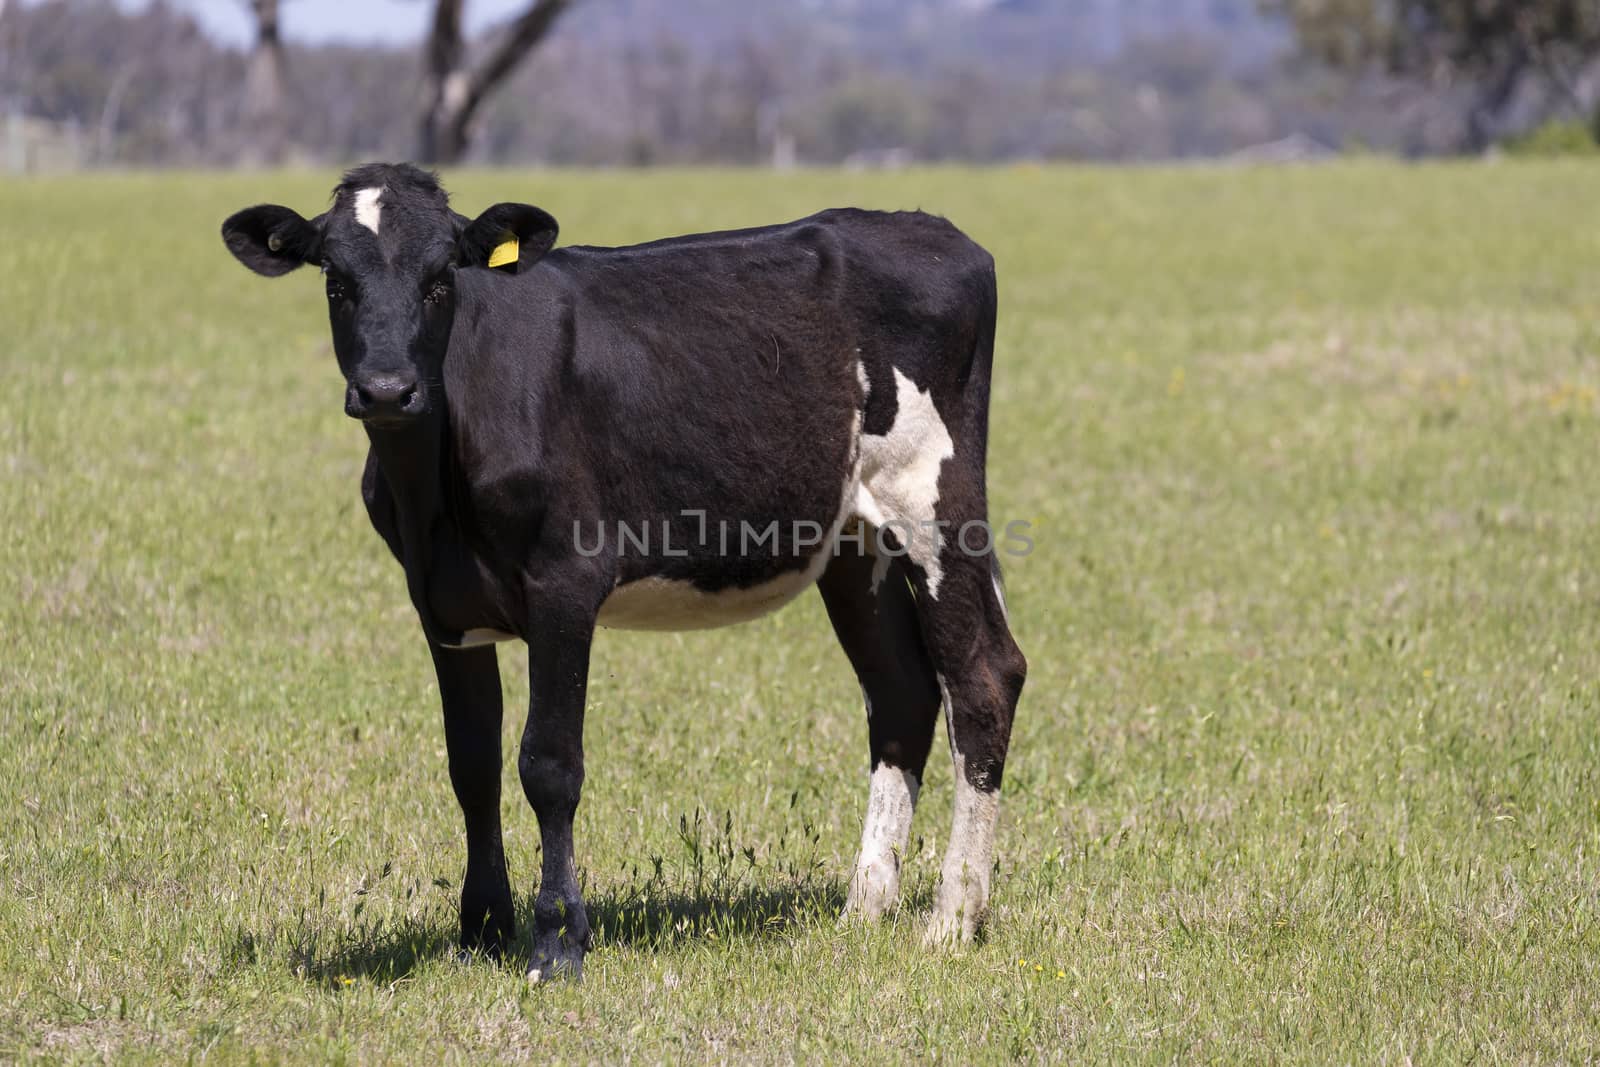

left=350, top=375, right=422, bottom=420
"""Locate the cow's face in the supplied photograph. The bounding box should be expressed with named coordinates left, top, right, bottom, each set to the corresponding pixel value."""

left=221, top=164, right=557, bottom=427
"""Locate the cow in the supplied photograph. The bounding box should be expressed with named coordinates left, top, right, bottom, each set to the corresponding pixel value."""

left=221, top=163, right=1026, bottom=981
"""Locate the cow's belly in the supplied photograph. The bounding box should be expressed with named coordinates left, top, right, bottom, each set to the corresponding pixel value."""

left=596, top=563, right=824, bottom=631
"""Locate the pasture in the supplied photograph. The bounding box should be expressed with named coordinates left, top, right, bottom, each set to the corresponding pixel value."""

left=4, top=162, right=1600, bottom=1062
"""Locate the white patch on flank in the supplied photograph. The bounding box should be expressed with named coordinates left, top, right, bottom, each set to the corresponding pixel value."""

left=926, top=674, right=1001, bottom=945
left=442, top=627, right=517, bottom=649
left=845, top=763, right=920, bottom=920
left=856, top=369, right=955, bottom=598
left=599, top=406, right=865, bottom=631
left=353, top=186, right=384, bottom=234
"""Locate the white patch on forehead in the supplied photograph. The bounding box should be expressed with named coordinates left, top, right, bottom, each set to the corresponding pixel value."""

left=353, top=186, right=384, bottom=234
left=845, top=763, right=920, bottom=920
left=854, top=368, right=955, bottom=598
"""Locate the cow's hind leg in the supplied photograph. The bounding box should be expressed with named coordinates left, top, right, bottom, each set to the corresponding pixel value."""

left=911, top=502, right=1026, bottom=945
left=819, top=546, right=943, bottom=920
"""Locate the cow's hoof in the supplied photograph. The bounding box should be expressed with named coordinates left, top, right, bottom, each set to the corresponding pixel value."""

left=527, top=935, right=585, bottom=983
left=922, top=895, right=984, bottom=948
left=842, top=862, right=900, bottom=923
left=922, top=910, right=975, bottom=948
left=456, top=935, right=509, bottom=964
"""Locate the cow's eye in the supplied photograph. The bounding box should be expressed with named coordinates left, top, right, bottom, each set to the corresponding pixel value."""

left=425, top=281, right=450, bottom=306
left=325, top=278, right=347, bottom=302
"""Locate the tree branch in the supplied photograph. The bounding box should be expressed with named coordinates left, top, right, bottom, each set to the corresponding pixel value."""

left=455, top=0, right=573, bottom=135
left=420, top=0, right=574, bottom=161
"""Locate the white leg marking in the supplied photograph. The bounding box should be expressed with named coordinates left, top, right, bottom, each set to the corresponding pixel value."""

left=846, top=763, right=920, bottom=921
left=926, top=675, right=1000, bottom=945
left=354, top=186, right=384, bottom=234
left=856, top=369, right=955, bottom=598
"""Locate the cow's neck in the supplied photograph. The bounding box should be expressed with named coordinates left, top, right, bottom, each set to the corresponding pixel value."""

left=366, top=411, right=451, bottom=637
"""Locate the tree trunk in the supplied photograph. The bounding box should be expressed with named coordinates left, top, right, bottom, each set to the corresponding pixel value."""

left=1464, top=54, right=1529, bottom=153
left=418, top=0, right=573, bottom=165
left=242, top=0, right=287, bottom=165
left=419, top=69, right=475, bottom=164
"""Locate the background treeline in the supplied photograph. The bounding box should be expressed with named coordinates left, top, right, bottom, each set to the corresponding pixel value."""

left=4, top=0, right=1600, bottom=168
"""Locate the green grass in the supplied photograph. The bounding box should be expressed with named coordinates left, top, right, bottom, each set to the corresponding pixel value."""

left=5, top=161, right=1600, bottom=1062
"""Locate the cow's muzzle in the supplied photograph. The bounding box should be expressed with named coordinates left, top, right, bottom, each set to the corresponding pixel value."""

left=346, top=373, right=428, bottom=424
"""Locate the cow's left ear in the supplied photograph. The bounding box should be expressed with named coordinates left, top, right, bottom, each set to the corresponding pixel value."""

left=457, top=203, right=559, bottom=270
left=222, top=205, right=324, bottom=277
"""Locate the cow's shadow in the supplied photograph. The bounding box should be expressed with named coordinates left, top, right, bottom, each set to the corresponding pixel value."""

left=278, top=880, right=854, bottom=986
left=586, top=880, right=850, bottom=949
left=292, top=921, right=455, bottom=988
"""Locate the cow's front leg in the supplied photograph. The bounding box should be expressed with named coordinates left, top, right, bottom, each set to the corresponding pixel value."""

left=431, top=642, right=515, bottom=957
left=519, top=614, right=594, bottom=982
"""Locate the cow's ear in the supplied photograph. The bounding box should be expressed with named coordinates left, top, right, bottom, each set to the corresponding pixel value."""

left=221, top=205, right=323, bottom=277
left=457, top=203, right=559, bottom=270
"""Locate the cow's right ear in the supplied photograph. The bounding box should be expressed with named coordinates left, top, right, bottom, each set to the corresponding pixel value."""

left=221, top=205, right=323, bottom=277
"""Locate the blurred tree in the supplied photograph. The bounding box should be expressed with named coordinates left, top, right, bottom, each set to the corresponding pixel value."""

left=241, top=0, right=287, bottom=164
left=1264, top=0, right=1600, bottom=148
left=419, top=0, right=576, bottom=163
left=0, top=0, right=1491, bottom=167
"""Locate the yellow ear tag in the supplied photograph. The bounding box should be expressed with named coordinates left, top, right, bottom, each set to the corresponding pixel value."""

left=487, top=235, right=520, bottom=270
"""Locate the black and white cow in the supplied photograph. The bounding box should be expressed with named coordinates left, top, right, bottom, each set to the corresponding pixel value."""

left=221, top=163, right=1025, bottom=980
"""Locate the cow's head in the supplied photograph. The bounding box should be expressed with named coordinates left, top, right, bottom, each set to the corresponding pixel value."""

left=221, top=163, right=558, bottom=427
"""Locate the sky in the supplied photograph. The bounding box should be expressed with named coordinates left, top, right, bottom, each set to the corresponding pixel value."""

left=117, top=0, right=539, bottom=47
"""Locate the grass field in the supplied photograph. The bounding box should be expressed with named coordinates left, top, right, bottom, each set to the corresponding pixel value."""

left=5, top=161, right=1600, bottom=1062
